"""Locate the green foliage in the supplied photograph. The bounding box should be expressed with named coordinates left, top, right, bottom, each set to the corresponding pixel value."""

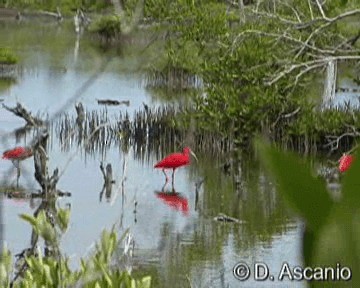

left=144, top=0, right=172, bottom=20
left=20, top=211, right=57, bottom=243
left=1, top=0, right=112, bottom=13
left=257, top=139, right=359, bottom=287
left=89, top=15, right=121, bottom=40
left=1, top=208, right=150, bottom=287
left=144, top=1, right=228, bottom=76
left=0, top=249, right=12, bottom=288
left=0, top=48, right=18, bottom=64
left=143, top=0, right=360, bottom=148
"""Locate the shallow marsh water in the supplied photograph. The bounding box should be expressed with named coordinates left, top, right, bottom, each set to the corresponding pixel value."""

left=0, top=19, right=307, bottom=287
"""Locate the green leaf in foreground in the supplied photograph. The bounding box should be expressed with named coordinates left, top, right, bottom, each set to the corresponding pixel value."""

left=256, top=138, right=334, bottom=232
left=256, top=138, right=359, bottom=286
left=341, top=149, right=360, bottom=208
left=19, top=214, right=38, bottom=230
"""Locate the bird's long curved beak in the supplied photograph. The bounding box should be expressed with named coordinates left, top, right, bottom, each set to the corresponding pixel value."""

left=190, top=149, right=198, bottom=162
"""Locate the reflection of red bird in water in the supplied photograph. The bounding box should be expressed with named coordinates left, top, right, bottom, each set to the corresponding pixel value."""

left=3, top=146, right=33, bottom=160
left=154, top=147, right=197, bottom=184
left=338, top=154, right=354, bottom=173
left=2, top=146, right=33, bottom=187
left=155, top=192, right=189, bottom=216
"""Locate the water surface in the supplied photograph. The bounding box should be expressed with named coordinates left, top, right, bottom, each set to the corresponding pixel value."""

left=0, top=19, right=304, bottom=287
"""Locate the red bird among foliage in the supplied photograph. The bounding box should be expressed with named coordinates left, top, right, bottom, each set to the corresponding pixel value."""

left=154, top=147, right=197, bottom=184
left=338, top=154, right=354, bottom=173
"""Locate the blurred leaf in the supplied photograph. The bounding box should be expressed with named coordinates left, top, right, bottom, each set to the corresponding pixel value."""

left=342, top=149, right=360, bottom=208
left=312, top=207, right=359, bottom=287
left=19, top=214, right=38, bottom=230
left=256, top=138, right=334, bottom=231
left=132, top=276, right=152, bottom=288
left=57, top=208, right=71, bottom=232
left=37, top=211, right=57, bottom=244
left=302, top=226, right=316, bottom=267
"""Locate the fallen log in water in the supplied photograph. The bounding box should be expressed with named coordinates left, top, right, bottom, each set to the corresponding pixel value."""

left=5, top=189, right=71, bottom=199
left=213, top=213, right=245, bottom=224
left=97, top=99, right=130, bottom=106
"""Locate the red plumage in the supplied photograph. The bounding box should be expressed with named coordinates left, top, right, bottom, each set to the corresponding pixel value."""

left=154, top=147, right=195, bottom=184
left=154, top=148, right=190, bottom=169
left=2, top=146, right=33, bottom=187
left=156, top=192, right=189, bottom=215
left=2, top=147, right=33, bottom=160
left=338, top=154, right=354, bottom=173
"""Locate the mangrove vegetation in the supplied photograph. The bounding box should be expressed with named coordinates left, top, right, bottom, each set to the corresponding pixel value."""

left=1, top=1, right=360, bottom=287
left=141, top=0, right=360, bottom=153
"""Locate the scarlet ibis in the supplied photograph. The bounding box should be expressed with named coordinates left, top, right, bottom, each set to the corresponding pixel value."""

left=338, top=154, right=354, bottom=173
left=154, top=147, right=198, bottom=185
left=2, top=146, right=33, bottom=187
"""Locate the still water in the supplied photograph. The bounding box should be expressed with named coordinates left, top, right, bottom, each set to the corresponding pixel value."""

left=0, top=19, right=304, bottom=287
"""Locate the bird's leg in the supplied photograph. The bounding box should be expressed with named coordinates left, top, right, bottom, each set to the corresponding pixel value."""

left=162, top=169, right=169, bottom=182
left=12, top=159, right=20, bottom=169
left=16, top=166, right=20, bottom=188
left=171, top=168, right=175, bottom=187
left=162, top=180, right=169, bottom=192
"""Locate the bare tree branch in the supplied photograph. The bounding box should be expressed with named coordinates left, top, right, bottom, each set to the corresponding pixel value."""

left=308, top=0, right=314, bottom=20
left=266, top=55, right=360, bottom=86
left=324, top=131, right=360, bottom=151
left=315, top=0, right=329, bottom=20
left=250, top=9, right=300, bottom=25
left=294, top=9, right=360, bottom=59
left=235, top=29, right=335, bottom=55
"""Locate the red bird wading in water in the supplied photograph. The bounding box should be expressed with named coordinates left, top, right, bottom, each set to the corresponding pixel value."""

left=2, top=146, right=33, bottom=187
left=154, top=147, right=198, bottom=185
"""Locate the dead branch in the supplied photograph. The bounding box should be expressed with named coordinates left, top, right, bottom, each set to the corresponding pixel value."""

left=307, top=0, right=314, bottom=20
left=241, top=6, right=360, bottom=90
left=75, top=102, right=85, bottom=123
left=99, top=162, right=115, bottom=202
left=294, top=9, right=360, bottom=59
left=214, top=213, right=245, bottom=224
left=38, top=7, right=62, bottom=21
left=33, top=132, right=60, bottom=196
left=334, top=31, right=360, bottom=52
left=266, top=55, right=360, bottom=86
left=249, top=9, right=300, bottom=25
left=2, top=102, right=44, bottom=126
left=315, top=0, right=328, bottom=20
left=271, top=107, right=301, bottom=128
left=235, top=30, right=335, bottom=55
left=97, top=99, right=130, bottom=106
left=323, top=131, right=360, bottom=151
